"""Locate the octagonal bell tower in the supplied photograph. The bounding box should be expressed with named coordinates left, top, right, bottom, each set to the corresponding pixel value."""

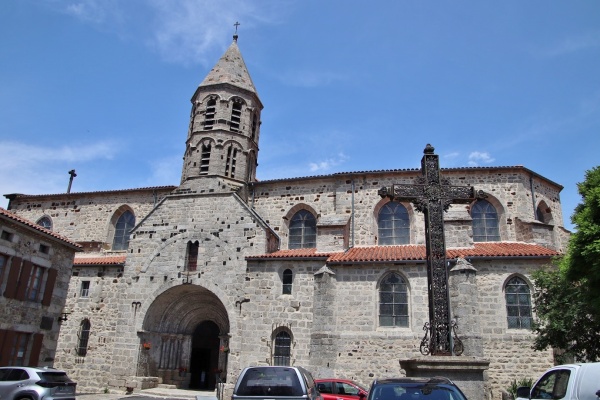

left=180, top=34, right=263, bottom=191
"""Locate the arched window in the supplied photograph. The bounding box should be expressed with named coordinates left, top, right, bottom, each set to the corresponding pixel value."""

left=379, top=272, right=409, bottom=327
left=77, top=319, right=91, bottom=356
left=471, top=199, right=500, bottom=242
left=186, top=241, right=199, bottom=272
left=36, top=216, right=52, bottom=231
left=272, top=330, right=291, bottom=366
left=289, top=210, right=316, bottom=249
left=535, top=206, right=545, bottom=222
left=505, top=276, right=533, bottom=329
left=378, top=201, right=410, bottom=245
left=225, top=145, right=238, bottom=178
left=204, top=98, right=216, bottom=130
left=200, top=144, right=211, bottom=175
left=230, top=101, right=243, bottom=132
left=282, top=269, right=293, bottom=295
left=112, top=210, right=135, bottom=250
left=536, top=204, right=551, bottom=224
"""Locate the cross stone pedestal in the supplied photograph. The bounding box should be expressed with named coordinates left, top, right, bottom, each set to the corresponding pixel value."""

left=400, top=357, right=490, bottom=400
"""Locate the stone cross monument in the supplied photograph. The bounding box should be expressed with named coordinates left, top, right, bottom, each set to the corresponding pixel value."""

left=378, top=144, right=481, bottom=356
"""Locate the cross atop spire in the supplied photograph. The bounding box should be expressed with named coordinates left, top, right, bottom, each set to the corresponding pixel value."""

left=233, top=21, right=240, bottom=41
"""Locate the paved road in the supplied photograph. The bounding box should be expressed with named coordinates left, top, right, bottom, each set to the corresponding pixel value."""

left=77, top=389, right=214, bottom=400
left=115, top=397, right=190, bottom=400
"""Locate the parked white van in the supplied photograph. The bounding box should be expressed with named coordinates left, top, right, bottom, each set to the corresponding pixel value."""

left=516, top=363, right=600, bottom=400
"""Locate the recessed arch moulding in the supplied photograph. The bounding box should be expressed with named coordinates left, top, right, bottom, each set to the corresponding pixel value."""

left=137, top=284, right=232, bottom=380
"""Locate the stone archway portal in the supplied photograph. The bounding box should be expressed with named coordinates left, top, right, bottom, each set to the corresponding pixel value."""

left=141, top=285, right=230, bottom=390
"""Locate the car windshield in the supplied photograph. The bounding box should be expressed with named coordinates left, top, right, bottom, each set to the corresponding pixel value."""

left=237, top=367, right=303, bottom=397
left=370, top=383, right=467, bottom=400
left=38, top=372, right=71, bottom=383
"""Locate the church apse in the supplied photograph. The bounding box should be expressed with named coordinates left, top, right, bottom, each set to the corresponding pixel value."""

left=139, top=285, right=230, bottom=390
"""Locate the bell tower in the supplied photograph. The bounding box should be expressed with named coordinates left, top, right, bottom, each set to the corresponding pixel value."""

left=180, top=33, right=263, bottom=190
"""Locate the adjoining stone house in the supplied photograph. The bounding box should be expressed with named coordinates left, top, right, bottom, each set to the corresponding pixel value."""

left=0, top=207, right=81, bottom=367
left=4, top=35, right=570, bottom=400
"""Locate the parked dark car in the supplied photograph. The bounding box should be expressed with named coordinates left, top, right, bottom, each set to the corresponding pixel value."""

left=368, top=377, right=467, bottom=400
left=0, top=366, right=77, bottom=400
left=316, top=378, right=368, bottom=400
left=232, top=366, right=322, bottom=400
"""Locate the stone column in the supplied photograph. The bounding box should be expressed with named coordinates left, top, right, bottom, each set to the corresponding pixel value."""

left=309, top=265, right=337, bottom=377
left=449, top=257, right=483, bottom=357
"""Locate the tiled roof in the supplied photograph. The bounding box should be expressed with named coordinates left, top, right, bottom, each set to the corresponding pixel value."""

left=248, top=242, right=560, bottom=263
left=256, top=165, right=562, bottom=189
left=247, top=248, right=331, bottom=260
left=0, top=207, right=81, bottom=250
left=73, top=255, right=126, bottom=266
left=6, top=185, right=176, bottom=200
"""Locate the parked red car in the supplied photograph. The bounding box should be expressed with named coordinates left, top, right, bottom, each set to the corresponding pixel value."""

left=316, top=379, right=368, bottom=400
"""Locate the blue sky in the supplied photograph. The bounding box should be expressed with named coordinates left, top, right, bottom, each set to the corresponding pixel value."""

left=1, top=1, right=599, bottom=231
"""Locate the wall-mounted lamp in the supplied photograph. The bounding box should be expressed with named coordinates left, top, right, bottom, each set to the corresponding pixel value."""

left=57, top=312, right=70, bottom=323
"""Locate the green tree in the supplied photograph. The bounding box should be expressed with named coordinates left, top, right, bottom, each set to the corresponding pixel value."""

left=563, top=166, right=600, bottom=312
left=531, top=267, right=600, bottom=362
left=532, top=166, right=600, bottom=362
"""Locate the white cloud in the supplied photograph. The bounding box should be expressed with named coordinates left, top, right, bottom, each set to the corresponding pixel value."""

left=54, top=0, right=287, bottom=66
left=467, top=151, right=495, bottom=167
left=63, top=0, right=114, bottom=24
left=541, top=31, right=600, bottom=57
left=309, top=153, right=349, bottom=173
left=0, top=140, right=120, bottom=208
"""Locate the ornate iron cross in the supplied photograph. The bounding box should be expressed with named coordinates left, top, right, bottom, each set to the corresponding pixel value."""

left=378, top=144, right=480, bottom=356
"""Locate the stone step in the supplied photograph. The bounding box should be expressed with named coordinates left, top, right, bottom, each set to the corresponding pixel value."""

left=157, top=383, right=178, bottom=389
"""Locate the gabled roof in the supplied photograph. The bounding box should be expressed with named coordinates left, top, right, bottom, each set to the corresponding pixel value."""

left=5, top=185, right=176, bottom=202
left=246, top=242, right=560, bottom=264
left=199, top=38, right=258, bottom=94
left=256, top=165, right=563, bottom=190
left=0, top=208, right=81, bottom=250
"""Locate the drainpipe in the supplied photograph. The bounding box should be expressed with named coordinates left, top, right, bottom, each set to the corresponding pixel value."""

left=351, top=178, right=355, bottom=248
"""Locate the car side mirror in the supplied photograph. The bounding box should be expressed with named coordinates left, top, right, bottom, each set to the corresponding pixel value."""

left=358, top=393, right=367, bottom=400
left=516, top=386, right=531, bottom=399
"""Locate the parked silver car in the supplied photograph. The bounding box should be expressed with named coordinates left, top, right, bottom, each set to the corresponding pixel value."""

left=232, top=366, right=322, bottom=400
left=0, top=366, right=76, bottom=400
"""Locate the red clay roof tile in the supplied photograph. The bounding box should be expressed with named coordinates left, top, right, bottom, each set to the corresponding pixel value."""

left=248, top=242, right=559, bottom=263
left=0, top=207, right=81, bottom=250
left=74, top=255, right=126, bottom=266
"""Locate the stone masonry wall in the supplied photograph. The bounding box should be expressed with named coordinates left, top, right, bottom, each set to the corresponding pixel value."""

left=54, top=264, right=124, bottom=391
left=7, top=188, right=172, bottom=246
left=0, top=216, right=77, bottom=368
left=252, top=168, right=564, bottom=251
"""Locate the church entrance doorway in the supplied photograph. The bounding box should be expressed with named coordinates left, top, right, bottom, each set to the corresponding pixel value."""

left=189, top=321, right=220, bottom=390
left=140, top=285, right=230, bottom=390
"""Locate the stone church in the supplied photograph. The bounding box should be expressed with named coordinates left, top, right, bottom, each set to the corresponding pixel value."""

left=3, top=34, right=569, bottom=399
